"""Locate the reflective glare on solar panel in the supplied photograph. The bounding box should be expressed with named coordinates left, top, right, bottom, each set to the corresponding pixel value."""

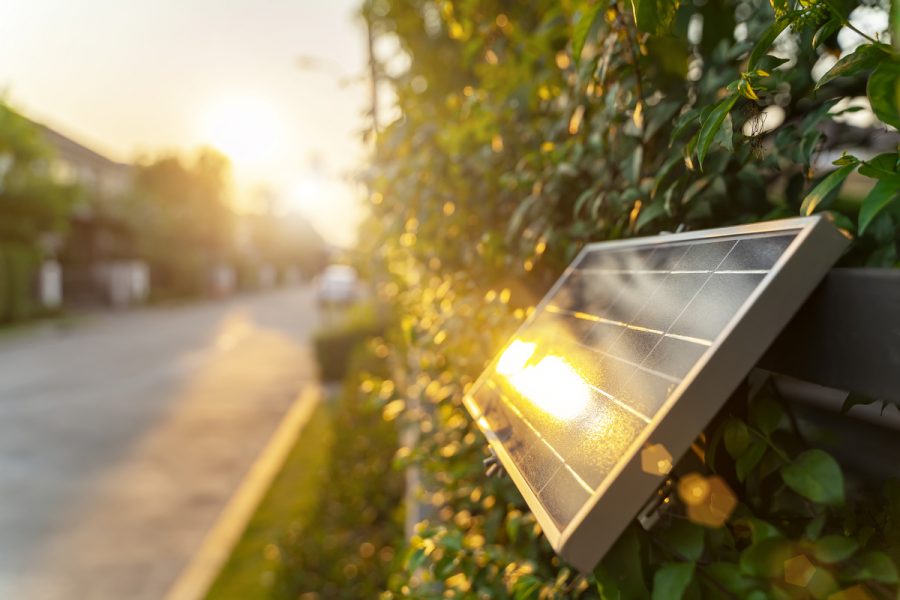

left=463, top=216, right=848, bottom=572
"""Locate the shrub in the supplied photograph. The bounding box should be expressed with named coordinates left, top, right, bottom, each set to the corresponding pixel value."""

left=313, top=302, right=385, bottom=382
left=273, top=343, right=405, bottom=598
left=0, top=242, right=39, bottom=324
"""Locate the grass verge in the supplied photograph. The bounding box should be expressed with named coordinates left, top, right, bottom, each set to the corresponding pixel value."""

left=207, top=341, right=403, bottom=599
left=206, top=401, right=335, bottom=598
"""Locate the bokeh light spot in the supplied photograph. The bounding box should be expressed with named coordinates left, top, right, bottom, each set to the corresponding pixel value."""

left=641, top=443, right=673, bottom=476
left=784, top=554, right=816, bottom=587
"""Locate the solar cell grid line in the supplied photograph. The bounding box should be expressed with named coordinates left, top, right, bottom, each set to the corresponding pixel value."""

left=586, top=382, right=653, bottom=424
left=462, top=216, right=849, bottom=573
left=485, top=379, right=594, bottom=495
left=617, top=239, right=741, bottom=398
left=569, top=336, right=680, bottom=385
left=543, top=305, right=713, bottom=347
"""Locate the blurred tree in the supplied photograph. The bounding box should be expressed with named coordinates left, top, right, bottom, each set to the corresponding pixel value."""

left=130, top=148, right=235, bottom=296
left=0, top=102, right=77, bottom=322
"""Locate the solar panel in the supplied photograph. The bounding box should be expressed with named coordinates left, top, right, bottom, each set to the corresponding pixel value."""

left=463, top=216, right=848, bottom=572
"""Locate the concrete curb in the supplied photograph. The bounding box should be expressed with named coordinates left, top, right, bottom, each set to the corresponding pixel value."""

left=164, top=384, right=322, bottom=600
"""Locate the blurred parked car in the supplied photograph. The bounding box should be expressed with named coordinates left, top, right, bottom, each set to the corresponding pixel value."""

left=315, top=265, right=360, bottom=307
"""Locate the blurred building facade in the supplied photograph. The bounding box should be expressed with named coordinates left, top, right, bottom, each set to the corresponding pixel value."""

left=0, top=105, right=329, bottom=325
left=36, top=122, right=149, bottom=307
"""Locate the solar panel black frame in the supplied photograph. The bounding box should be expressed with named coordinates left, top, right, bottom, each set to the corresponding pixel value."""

left=463, top=216, right=849, bottom=572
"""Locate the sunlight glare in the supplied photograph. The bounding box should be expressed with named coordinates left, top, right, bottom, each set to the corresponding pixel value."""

left=496, top=340, right=536, bottom=375
left=201, top=95, right=282, bottom=166
left=287, top=174, right=326, bottom=213
left=497, top=340, right=591, bottom=420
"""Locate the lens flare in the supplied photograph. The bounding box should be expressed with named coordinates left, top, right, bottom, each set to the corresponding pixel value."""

left=496, top=340, right=536, bottom=375
left=497, top=340, right=590, bottom=420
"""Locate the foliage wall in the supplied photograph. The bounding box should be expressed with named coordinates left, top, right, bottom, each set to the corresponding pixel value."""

left=359, top=0, right=899, bottom=597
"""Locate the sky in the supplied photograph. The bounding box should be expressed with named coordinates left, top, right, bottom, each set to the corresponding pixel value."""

left=0, top=0, right=370, bottom=247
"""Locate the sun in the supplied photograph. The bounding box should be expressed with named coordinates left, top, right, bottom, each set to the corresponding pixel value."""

left=200, top=95, right=282, bottom=166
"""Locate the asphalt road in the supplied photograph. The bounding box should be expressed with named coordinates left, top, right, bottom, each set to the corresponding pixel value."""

left=0, top=287, right=320, bottom=599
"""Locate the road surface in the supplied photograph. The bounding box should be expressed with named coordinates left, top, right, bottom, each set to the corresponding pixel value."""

left=0, top=287, right=320, bottom=599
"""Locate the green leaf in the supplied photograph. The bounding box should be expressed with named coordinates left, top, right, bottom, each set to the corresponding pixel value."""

left=781, top=449, right=845, bottom=506
left=812, top=16, right=841, bottom=48
left=652, top=562, right=695, bottom=600
left=832, top=154, right=861, bottom=167
left=724, top=419, right=750, bottom=458
left=712, top=113, right=734, bottom=151
left=670, top=108, right=701, bottom=145
left=806, top=567, right=840, bottom=598
left=800, top=164, right=857, bottom=215
left=697, top=95, right=738, bottom=170
left=756, top=55, right=790, bottom=71
left=750, top=393, right=783, bottom=435
left=598, top=526, right=650, bottom=599
left=859, top=179, right=900, bottom=235
left=644, top=100, right=683, bottom=141
left=635, top=199, right=666, bottom=232
left=407, top=547, right=427, bottom=572
left=805, top=513, right=827, bottom=540
left=705, top=563, right=757, bottom=595
left=634, top=0, right=656, bottom=33
left=574, top=188, right=597, bottom=217
left=573, top=2, right=604, bottom=66
left=683, top=177, right=711, bottom=205
left=628, top=145, right=644, bottom=184
left=748, top=17, right=790, bottom=70
left=812, top=535, right=859, bottom=564
left=631, top=0, right=681, bottom=34
left=858, top=152, right=900, bottom=184
left=660, top=521, right=706, bottom=561
left=868, top=60, right=900, bottom=129
left=513, top=575, right=543, bottom=599
left=894, top=0, right=900, bottom=53
left=743, top=517, right=783, bottom=543
left=595, top=564, right=624, bottom=600
left=740, top=537, right=794, bottom=578
left=736, top=440, right=766, bottom=482
left=653, top=154, right=684, bottom=197
left=815, top=43, right=890, bottom=90
left=842, top=551, right=900, bottom=583
left=507, top=194, right=540, bottom=239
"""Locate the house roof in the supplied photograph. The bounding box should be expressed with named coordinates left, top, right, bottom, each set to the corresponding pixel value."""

left=35, top=121, right=130, bottom=176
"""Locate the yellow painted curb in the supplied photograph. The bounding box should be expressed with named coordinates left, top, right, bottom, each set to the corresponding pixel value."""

left=165, top=384, right=321, bottom=600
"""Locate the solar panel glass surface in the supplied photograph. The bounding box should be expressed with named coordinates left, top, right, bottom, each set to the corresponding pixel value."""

left=463, top=217, right=848, bottom=569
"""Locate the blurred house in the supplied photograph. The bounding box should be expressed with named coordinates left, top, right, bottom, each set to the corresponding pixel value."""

left=234, top=211, right=328, bottom=288
left=37, top=122, right=149, bottom=307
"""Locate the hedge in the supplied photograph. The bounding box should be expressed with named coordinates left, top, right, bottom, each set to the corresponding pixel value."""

left=0, top=242, right=39, bottom=324
left=354, top=0, right=899, bottom=597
